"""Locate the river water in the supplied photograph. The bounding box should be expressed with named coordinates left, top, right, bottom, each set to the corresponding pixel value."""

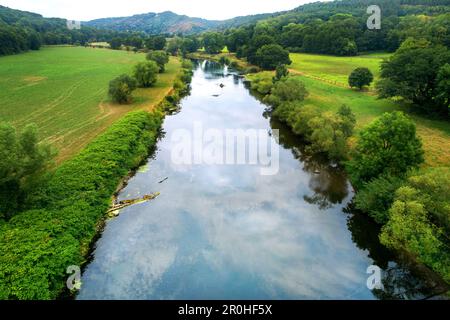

left=77, top=61, right=443, bottom=300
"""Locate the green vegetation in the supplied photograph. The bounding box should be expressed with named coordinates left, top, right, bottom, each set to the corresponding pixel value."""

left=289, top=52, right=389, bottom=88
left=146, top=50, right=170, bottom=73
left=0, top=124, right=54, bottom=219
left=108, top=75, right=137, bottom=104
left=255, top=44, right=291, bottom=70
left=250, top=73, right=356, bottom=161
left=347, top=112, right=424, bottom=188
left=0, top=46, right=182, bottom=163
left=377, top=39, right=450, bottom=116
left=201, top=32, right=225, bottom=54
left=0, top=111, right=164, bottom=299
left=133, top=61, right=159, bottom=88
left=380, top=167, right=450, bottom=283
left=348, top=67, right=374, bottom=90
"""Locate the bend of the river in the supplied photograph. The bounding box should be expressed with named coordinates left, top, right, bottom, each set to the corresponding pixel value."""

left=78, top=61, right=442, bottom=300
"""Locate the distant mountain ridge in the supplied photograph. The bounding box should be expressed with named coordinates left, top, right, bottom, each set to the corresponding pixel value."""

left=85, top=10, right=284, bottom=34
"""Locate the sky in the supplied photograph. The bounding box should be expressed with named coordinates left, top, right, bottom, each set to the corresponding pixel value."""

left=0, top=0, right=326, bottom=21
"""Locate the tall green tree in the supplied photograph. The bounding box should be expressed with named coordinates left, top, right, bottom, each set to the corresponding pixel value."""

left=347, top=112, right=424, bottom=188
left=377, top=39, right=450, bottom=116
left=0, top=123, right=53, bottom=218
left=108, top=74, right=137, bottom=104
left=146, top=50, right=170, bottom=73
left=133, top=61, right=159, bottom=88
left=202, top=32, right=225, bottom=54
left=255, top=44, right=291, bottom=70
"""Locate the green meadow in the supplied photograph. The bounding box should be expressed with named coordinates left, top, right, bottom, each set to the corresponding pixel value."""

left=287, top=52, right=450, bottom=168
left=289, top=52, right=391, bottom=88
left=0, top=46, right=180, bottom=163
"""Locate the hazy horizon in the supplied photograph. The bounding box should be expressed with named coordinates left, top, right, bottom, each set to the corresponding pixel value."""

left=0, top=0, right=332, bottom=21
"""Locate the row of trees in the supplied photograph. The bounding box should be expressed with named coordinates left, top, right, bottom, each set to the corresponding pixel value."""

left=349, top=112, right=449, bottom=283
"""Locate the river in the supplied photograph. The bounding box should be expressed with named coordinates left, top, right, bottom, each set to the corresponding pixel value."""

left=77, top=61, right=443, bottom=300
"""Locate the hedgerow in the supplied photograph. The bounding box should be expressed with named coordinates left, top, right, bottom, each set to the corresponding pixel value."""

left=0, top=110, right=164, bottom=299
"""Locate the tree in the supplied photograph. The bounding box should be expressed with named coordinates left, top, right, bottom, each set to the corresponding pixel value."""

left=347, top=112, right=424, bottom=188
left=0, top=123, right=53, bottom=218
left=146, top=36, right=166, bottom=51
left=28, top=32, right=41, bottom=51
left=377, top=39, right=450, bottom=116
left=110, top=38, right=122, bottom=50
left=337, top=104, right=356, bottom=137
left=255, top=44, right=291, bottom=70
left=133, top=61, right=159, bottom=88
left=348, top=68, right=374, bottom=90
left=108, top=74, right=137, bottom=104
left=265, top=77, right=308, bottom=107
left=202, top=32, right=225, bottom=54
left=146, top=50, right=169, bottom=73
left=273, top=64, right=289, bottom=82
left=166, top=37, right=184, bottom=56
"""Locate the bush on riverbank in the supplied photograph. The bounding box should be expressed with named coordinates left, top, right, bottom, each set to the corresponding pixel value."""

left=0, top=111, right=164, bottom=299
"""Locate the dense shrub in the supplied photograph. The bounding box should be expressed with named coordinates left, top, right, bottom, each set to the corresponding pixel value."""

left=133, top=61, right=159, bottom=88
left=0, top=111, right=164, bottom=299
left=108, top=74, right=137, bottom=104
left=380, top=174, right=450, bottom=283
left=347, top=112, right=424, bottom=189
left=354, top=174, right=406, bottom=224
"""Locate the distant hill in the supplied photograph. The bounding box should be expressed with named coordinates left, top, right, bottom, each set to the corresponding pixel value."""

left=85, top=11, right=218, bottom=34
left=85, top=10, right=284, bottom=34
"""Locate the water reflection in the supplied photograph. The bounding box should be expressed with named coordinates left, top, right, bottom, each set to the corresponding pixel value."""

left=77, top=61, right=446, bottom=300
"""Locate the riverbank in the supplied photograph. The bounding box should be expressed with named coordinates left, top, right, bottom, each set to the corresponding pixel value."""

left=187, top=52, right=259, bottom=73
left=0, top=60, right=194, bottom=300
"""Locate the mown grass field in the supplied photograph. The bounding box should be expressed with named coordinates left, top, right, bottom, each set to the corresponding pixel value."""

left=287, top=52, right=450, bottom=167
left=0, top=46, right=181, bottom=163
left=289, top=52, right=391, bottom=88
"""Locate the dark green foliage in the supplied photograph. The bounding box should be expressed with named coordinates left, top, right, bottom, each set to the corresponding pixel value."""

left=265, top=77, right=308, bottom=106
left=256, top=74, right=354, bottom=161
left=145, top=35, right=166, bottom=51
left=109, top=37, right=122, bottom=50
left=354, top=174, right=406, bottom=224
left=337, top=104, right=357, bottom=137
left=348, top=67, right=374, bottom=90
left=133, top=61, right=159, bottom=88
left=202, top=32, right=225, bottom=54
left=347, top=112, right=424, bottom=188
left=0, top=124, right=53, bottom=219
left=146, top=50, right=170, bottom=73
left=274, top=64, right=289, bottom=82
left=108, top=74, right=137, bottom=104
left=0, top=111, right=164, bottom=299
left=377, top=40, right=450, bottom=116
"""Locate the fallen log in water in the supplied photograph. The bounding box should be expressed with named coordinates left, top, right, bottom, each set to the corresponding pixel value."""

left=107, top=192, right=160, bottom=217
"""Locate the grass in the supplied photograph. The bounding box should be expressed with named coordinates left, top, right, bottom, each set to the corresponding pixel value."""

left=289, top=52, right=391, bottom=88
left=0, top=46, right=181, bottom=164
left=275, top=52, right=450, bottom=168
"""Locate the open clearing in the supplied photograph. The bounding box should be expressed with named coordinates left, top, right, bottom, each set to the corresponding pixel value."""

left=0, top=46, right=180, bottom=164
left=288, top=52, right=450, bottom=168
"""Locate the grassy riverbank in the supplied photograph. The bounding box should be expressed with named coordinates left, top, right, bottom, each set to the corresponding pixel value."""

left=0, top=55, right=193, bottom=300
left=248, top=52, right=450, bottom=168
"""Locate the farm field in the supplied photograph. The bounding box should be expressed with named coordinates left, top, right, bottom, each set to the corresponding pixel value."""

left=0, top=46, right=181, bottom=163
left=289, top=52, right=391, bottom=88
left=284, top=52, right=450, bottom=168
